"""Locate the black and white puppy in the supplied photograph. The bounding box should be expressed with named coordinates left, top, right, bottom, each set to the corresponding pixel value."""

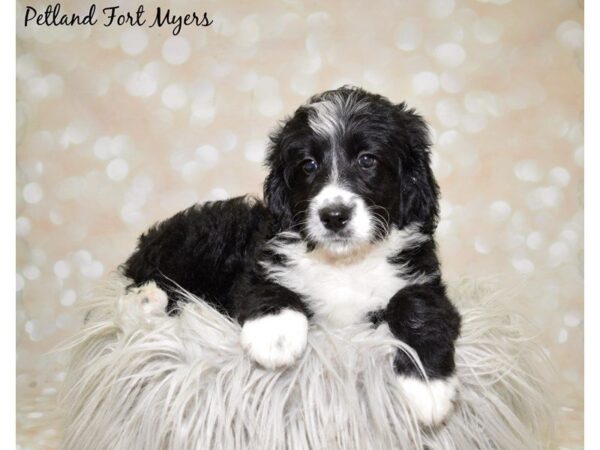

left=122, top=86, right=461, bottom=426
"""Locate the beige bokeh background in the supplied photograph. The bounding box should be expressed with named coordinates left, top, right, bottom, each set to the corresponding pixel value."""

left=16, top=0, right=583, bottom=448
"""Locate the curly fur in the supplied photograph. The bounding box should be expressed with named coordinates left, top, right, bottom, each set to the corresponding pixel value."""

left=59, top=275, right=555, bottom=450
left=120, top=87, right=461, bottom=402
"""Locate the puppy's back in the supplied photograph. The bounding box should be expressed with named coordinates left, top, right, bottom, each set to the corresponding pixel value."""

left=121, top=196, right=270, bottom=313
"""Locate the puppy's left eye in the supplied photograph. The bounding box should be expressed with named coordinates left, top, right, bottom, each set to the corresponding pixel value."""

left=302, top=158, right=319, bottom=174
left=358, top=153, right=377, bottom=169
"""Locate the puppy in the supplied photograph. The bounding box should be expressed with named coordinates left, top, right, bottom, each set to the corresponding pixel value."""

left=121, top=86, right=461, bottom=426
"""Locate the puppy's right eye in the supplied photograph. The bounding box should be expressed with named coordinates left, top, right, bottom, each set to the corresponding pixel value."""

left=301, top=158, right=318, bottom=174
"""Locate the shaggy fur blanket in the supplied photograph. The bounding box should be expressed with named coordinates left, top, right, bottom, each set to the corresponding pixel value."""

left=60, top=276, right=554, bottom=450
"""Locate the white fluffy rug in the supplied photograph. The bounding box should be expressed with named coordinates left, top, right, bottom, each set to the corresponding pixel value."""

left=60, top=276, right=555, bottom=450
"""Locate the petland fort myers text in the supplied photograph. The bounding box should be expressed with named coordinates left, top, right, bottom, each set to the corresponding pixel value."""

left=23, top=3, right=213, bottom=36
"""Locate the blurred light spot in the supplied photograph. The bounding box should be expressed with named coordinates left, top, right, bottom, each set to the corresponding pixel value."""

left=23, top=265, right=41, bottom=280
left=527, top=231, right=545, bottom=250
left=255, top=76, right=280, bottom=97
left=394, top=18, right=422, bottom=51
left=17, top=54, right=39, bottom=80
left=258, top=96, right=283, bottom=117
left=564, top=310, right=582, bottom=328
left=25, top=76, right=49, bottom=101
left=106, top=158, right=129, bottom=181
left=512, top=257, right=534, bottom=275
left=488, top=200, right=511, bottom=221
left=573, top=146, right=583, bottom=166
left=505, top=80, right=546, bottom=110
left=548, top=241, right=569, bottom=265
left=306, top=11, right=329, bottom=28
left=527, top=186, right=562, bottom=210
left=427, top=0, right=455, bottom=18
left=60, top=290, right=76, bottom=307
left=217, top=130, right=237, bottom=153
left=53, top=260, right=71, bottom=279
left=191, top=79, right=215, bottom=102
left=548, top=167, right=570, bottom=187
left=206, top=188, right=229, bottom=201
left=473, top=18, right=504, bottom=44
left=556, top=328, right=568, bottom=344
left=560, top=228, right=578, bottom=244
left=440, top=71, right=463, bottom=93
left=120, top=28, right=148, bottom=56
left=514, top=160, right=543, bottom=182
left=435, top=99, right=461, bottom=127
left=464, top=90, right=502, bottom=116
left=161, top=84, right=188, bottom=110
left=434, top=43, right=466, bottom=67
left=80, top=261, right=104, bottom=279
left=412, top=71, right=439, bottom=96
left=60, top=120, right=91, bottom=148
left=49, top=209, right=64, bottom=225
left=290, top=73, right=316, bottom=97
left=244, top=141, right=265, bottom=163
left=16, top=217, right=31, bottom=236
left=462, top=114, right=487, bottom=133
left=556, top=20, right=583, bottom=49
left=238, top=71, right=258, bottom=92
left=298, top=53, right=322, bottom=75
left=121, top=204, right=143, bottom=224
left=438, top=199, right=453, bottom=219
left=45, top=74, right=64, bottom=98
left=126, top=71, right=157, bottom=97
left=16, top=274, right=25, bottom=292
left=235, top=15, right=260, bottom=46
left=474, top=236, right=492, bottom=254
left=23, top=182, right=43, bottom=204
left=190, top=100, right=215, bottom=126
left=162, top=36, right=191, bottom=65
left=195, top=145, right=220, bottom=169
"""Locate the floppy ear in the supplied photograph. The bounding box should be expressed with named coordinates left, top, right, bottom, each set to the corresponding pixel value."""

left=263, top=127, right=293, bottom=232
left=396, top=104, right=440, bottom=235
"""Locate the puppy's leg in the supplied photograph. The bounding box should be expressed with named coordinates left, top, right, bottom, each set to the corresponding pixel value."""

left=233, top=277, right=310, bottom=370
left=385, top=284, right=461, bottom=426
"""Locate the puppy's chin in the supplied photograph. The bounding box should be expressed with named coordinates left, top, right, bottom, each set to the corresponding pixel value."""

left=310, top=234, right=374, bottom=258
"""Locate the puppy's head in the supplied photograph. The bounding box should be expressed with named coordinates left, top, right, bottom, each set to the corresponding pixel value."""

left=264, top=86, right=439, bottom=255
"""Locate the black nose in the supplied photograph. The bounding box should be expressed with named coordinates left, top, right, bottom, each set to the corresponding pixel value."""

left=319, top=204, right=353, bottom=232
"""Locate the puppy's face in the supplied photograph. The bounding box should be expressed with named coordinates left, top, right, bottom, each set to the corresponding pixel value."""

left=265, top=87, right=439, bottom=255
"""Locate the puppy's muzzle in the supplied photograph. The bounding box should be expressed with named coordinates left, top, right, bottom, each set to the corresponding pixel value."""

left=319, top=204, right=354, bottom=233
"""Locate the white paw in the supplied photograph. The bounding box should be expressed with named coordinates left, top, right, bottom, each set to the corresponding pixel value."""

left=398, top=375, right=458, bottom=426
left=240, top=309, right=308, bottom=370
left=119, top=281, right=168, bottom=318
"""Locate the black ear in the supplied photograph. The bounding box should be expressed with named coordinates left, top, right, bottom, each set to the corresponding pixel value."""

left=396, top=104, right=440, bottom=235
left=263, top=127, right=293, bottom=232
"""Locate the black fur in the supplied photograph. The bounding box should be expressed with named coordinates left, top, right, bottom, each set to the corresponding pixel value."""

left=121, top=86, right=460, bottom=381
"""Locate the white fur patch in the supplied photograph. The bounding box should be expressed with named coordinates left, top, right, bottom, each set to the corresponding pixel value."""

left=306, top=184, right=373, bottom=254
left=240, top=308, right=308, bottom=370
left=398, top=375, right=458, bottom=426
left=263, top=227, right=430, bottom=327
left=117, top=281, right=168, bottom=329
left=306, top=90, right=368, bottom=142
left=307, top=100, right=343, bottom=142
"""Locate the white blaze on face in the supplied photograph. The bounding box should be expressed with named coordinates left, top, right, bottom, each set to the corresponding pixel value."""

left=306, top=184, right=373, bottom=255
left=306, top=90, right=369, bottom=143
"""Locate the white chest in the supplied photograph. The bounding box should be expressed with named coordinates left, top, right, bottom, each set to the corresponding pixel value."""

left=262, top=230, right=424, bottom=327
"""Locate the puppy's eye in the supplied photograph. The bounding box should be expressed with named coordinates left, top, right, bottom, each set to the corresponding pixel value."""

left=358, top=153, right=377, bottom=169
left=302, top=158, right=318, bottom=174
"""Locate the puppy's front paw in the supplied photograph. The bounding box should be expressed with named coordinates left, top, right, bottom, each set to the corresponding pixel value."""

left=398, top=375, right=458, bottom=426
left=240, top=308, right=308, bottom=370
